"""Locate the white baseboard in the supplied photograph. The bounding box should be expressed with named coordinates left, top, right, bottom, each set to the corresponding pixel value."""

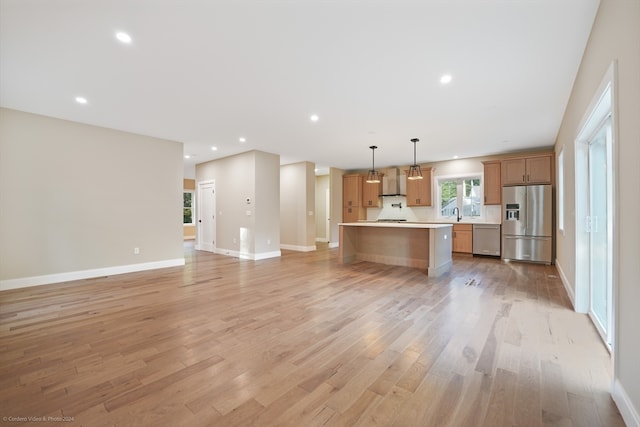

left=613, top=378, right=640, bottom=427
left=555, top=258, right=576, bottom=309
left=214, top=248, right=281, bottom=260
left=0, top=258, right=186, bottom=291
left=315, top=237, right=329, bottom=243
left=329, top=242, right=339, bottom=248
left=280, top=244, right=316, bottom=252
left=252, top=250, right=282, bottom=260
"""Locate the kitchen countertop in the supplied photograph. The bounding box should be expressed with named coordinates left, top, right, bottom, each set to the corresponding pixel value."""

left=353, top=220, right=501, bottom=226
left=340, top=222, right=452, bottom=229
left=423, top=219, right=502, bottom=225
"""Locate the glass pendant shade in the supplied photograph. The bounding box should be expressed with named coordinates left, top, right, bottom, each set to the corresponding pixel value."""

left=366, top=146, right=381, bottom=183
left=366, top=170, right=381, bottom=183
left=407, top=164, right=423, bottom=180
left=408, top=138, right=424, bottom=180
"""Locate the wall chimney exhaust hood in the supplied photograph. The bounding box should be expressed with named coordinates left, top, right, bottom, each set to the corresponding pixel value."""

left=381, top=168, right=406, bottom=196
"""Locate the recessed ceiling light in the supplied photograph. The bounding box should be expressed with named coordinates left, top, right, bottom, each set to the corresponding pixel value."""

left=453, top=155, right=459, bottom=159
left=115, top=32, right=132, bottom=44
left=310, top=114, right=319, bottom=122
left=440, top=74, right=452, bottom=84
left=239, top=137, right=246, bottom=143
left=184, top=154, right=191, bottom=159
left=75, top=96, right=88, bottom=104
left=211, top=146, right=218, bottom=151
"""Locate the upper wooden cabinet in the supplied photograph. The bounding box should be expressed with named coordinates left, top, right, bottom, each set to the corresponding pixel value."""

left=502, top=155, right=553, bottom=186
left=405, top=167, right=432, bottom=207
left=343, top=174, right=362, bottom=207
left=362, top=175, right=383, bottom=208
left=482, top=161, right=501, bottom=205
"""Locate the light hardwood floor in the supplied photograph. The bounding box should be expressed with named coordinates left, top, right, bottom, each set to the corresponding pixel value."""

left=0, top=243, right=625, bottom=427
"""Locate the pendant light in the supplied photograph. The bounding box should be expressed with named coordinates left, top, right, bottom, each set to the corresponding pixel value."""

left=366, top=145, right=381, bottom=183
left=407, top=138, right=423, bottom=180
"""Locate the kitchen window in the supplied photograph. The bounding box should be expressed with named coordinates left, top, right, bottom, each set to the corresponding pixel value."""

left=437, top=175, right=482, bottom=220
left=183, top=191, right=195, bottom=225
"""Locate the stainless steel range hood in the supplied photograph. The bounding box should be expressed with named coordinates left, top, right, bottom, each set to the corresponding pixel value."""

left=381, top=168, right=406, bottom=196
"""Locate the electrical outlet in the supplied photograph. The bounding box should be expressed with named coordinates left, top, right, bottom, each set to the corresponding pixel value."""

left=134, top=247, right=140, bottom=254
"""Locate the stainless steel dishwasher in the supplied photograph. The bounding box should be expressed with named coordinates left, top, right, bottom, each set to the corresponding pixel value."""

left=472, top=224, right=501, bottom=256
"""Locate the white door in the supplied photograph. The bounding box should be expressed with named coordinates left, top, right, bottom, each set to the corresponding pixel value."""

left=325, top=188, right=331, bottom=243
left=587, top=118, right=613, bottom=347
left=197, top=180, right=216, bottom=253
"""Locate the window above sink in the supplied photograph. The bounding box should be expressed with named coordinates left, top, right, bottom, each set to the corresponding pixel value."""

left=437, top=174, right=482, bottom=221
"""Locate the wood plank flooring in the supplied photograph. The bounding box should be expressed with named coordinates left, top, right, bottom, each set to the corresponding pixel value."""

left=0, top=243, right=625, bottom=426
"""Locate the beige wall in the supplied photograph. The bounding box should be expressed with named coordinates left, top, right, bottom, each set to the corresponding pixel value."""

left=554, top=0, right=640, bottom=423
left=0, top=108, right=184, bottom=288
left=254, top=151, right=281, bottom=255
left=196, top=150, right=281, bottom=259
left=315, top=175, right=330, bottom=242
left=183, top=179, right=196, bottom=240
left=280, top=162, right=316, bottom=251
left=329, top=167, right=344, bottom=247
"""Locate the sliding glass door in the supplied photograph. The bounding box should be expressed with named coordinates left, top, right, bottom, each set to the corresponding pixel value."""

left=587, top=118, right=612, bottom=346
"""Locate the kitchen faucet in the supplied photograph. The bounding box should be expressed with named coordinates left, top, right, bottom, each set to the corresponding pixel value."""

left=452, top=207, right=462, bottom=222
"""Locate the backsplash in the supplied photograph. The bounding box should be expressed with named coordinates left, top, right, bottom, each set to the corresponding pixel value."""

left=372, top=196, right=411, bottom=221
left=367, top=196, right=502, bottom=223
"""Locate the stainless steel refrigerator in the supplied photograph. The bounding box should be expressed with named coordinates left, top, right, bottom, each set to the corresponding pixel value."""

left=502, top=184, right=552, bottom=264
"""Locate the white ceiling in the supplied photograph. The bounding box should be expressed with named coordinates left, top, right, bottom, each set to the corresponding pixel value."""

left=0, top=0, right=599, bottom=174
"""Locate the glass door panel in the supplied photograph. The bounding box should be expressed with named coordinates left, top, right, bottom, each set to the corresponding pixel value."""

left=588, top=120, right=611, bottom=342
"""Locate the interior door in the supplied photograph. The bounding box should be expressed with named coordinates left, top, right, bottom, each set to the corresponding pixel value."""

left=197, top=180, right=216, bottom=253
left=325, top=188, right=331, bottom=243
left=587, top=118, right=612, bottom=346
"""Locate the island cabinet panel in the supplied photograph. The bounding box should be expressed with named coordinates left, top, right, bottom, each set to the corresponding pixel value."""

left=502, top=155, right=553, bottom=186
left=338, top=222, right=452, bottom=277
left=452, top=224, right=473, bottom=253
left=483, top=161, right=501, bottom=205
left=362, top=176, right=383, bottom=207
left=405, top=167, right=432, bottom=206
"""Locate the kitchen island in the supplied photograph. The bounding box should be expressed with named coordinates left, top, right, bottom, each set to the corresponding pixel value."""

left=338, top=222, right=453, bottom=276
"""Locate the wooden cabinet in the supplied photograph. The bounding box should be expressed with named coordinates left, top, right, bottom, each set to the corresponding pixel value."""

left=526, top=156, right=553, bottom=184
left=502, top=155, right=553, bottom=186
left=342, top=207, right=362, bottom=223
left=405, top=167, right=432, bottom=206
left=452, top=224, right=473, bottom=254
left=362, top=175, right=383, bottom=207
left=343, top=174, right=362, bottom=207
left=483, top=161, right=501, bottom=205
left=342, top=174, right=364, bottom=222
